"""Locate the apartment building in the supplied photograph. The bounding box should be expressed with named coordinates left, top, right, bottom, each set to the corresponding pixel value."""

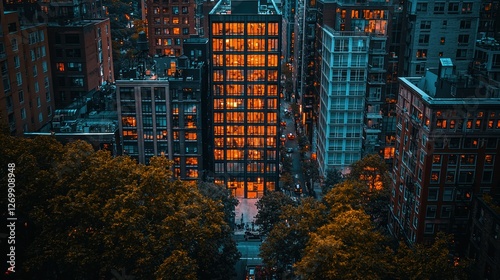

left=389, top=59, right=500, bottom=249
left=0, top=3, right=55, bottom=135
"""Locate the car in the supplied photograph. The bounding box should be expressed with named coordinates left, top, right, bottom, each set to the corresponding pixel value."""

left=287, top=133, right=295, bottom=140
left=286, top=147, right=294, bottom=153
left=294, top=184, right=302, bottom=193
left=280, top=121, right=287, bottom=127
left=280, top=134, right=287, bottom=142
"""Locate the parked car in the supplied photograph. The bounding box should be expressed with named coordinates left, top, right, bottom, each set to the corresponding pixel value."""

left=287, top=133, right=295, bottom=140
left=280, top=121, right=287, bottom=127
left=280, top=134, right=287, bottom=142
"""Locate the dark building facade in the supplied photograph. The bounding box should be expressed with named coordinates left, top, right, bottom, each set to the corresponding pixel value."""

left=0, top=2, right=55, bottom=135
left=208, top=0, right=282, bottom=198
left=48, top=18, right=114, bottom=109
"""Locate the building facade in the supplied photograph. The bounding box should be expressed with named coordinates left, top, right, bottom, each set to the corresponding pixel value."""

left=208, top=0, right=282, bottom=198
left=467, top=195, right=500, bottom=280
left=146, top=0, right=216, bottom=57
left=401, top=0, right=480, bottom=77
left=389, top=59, right=500, bottom=248
left=48, top=18, right=114, bottom=109
left=117, top=54, right=205, bottom=180
left=314, top=0, right=392, bottom=175
left=0, top=4, right=55, bottom=135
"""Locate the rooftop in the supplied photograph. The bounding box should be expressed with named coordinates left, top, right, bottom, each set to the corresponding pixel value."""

left=211, top=0, right=281, bottom=15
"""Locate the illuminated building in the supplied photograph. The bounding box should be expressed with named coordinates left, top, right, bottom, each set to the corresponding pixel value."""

left=389, top=59, right=500, bottom=249
left=208, top=0, right=282, bottom=198
left=146, top=0, right=217, bottom=57
left=0, top=2, right=55, bottom=136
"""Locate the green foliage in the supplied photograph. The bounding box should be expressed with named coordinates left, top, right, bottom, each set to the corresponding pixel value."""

left=1, top=135, right=239, bottom=279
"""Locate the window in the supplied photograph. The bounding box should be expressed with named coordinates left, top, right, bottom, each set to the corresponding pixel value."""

left=13, top=56, right=20, bottom=68
left=425, top=223, right=434, bottom=234
left=441, top=206, right=452, bottom=218
left=432, top=155, right=441, bottom=164
left=11, top=38, right=18, bottom=51
left=418, top=34, right=429, bottom=44
left=456, top=49, right=467, bottom=60
left=16, top=72, right=22, bottom=85
left=426, top=206, right=437, bottom=218
left=458, top=171, right=474, bottom=183
left=44, top=77, right=49, bottom=88
left=172, top=6, right=179, bottom=14
left=460, top=20, right=471, bottom=29
left=482, top=171, right=493, bottom=183
left=37, top=97, right=41, bottom=107
left=33, top=65, right=38, bottom=77
left=38, top=112, right=43, bottom=123
left=443, top=188, right=454, bottom=201
left=431, top=171, right=440, bottom=183
left=446, top=171, right=455, bottom=183
left=416, top=63, right=426, bottom=75
left=34, top=82, right=39, bottom=93
left=20, top=108, right=26, bottom=119
left=448, top=2, right=459, bottom=13
left=42, top=61, right=48, bottom=72
left=458, top=34, right=469, bottom=45
left=428, top=188, right=439, bottom=201
left=18, top=90, right=24, bottom=103
left=420, top=21, right=431, bottom=30
left=485, top=154, right=494, bottom=165
left=440, top=37, right=445, bottom=45
left=434, top=2, right=445, bottom=13
left=462, top=2, right=473, bottom=13
left=416, top=49, right=427, bottom=59
left=416, top=3, right=428, bottom=11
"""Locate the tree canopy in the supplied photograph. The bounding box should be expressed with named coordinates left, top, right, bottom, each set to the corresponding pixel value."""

left=0, top=134, right=240, bottom=279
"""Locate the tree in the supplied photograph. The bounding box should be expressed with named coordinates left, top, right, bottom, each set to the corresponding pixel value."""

left=198, top=181, right=239, bottom=228
left=392, top=232, right=471, bottom=280
left=259, top=198, right=327, bottom=275
left=295, top=209, right=392, bottom=280
left=1, top=136, right=240, bottom=280
left=254, top=191, right=295, bottom=236
left=347, top=153, right=390, bottom=192
left=322, top=168, right=343, bottom=195
left=347, top=154, right=391, bottom=227
left=279, top=172, right=294, bottom=192
left=322, top=180, right=367, bottom=219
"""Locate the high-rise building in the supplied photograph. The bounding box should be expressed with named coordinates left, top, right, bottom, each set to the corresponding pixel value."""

left=145, top=0, right=217, bottom=57
left=401, top=0, right=480, bottom=77
left=314, top=0, right=392, bottom=175
left=0, top=2, right=55, bottom=135
left=208, top=0, right=282, bottom=198
left=389, top=59, right=500, bottom=248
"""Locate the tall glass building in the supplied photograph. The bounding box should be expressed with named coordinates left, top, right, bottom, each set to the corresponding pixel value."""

left=208, top=0, right=282, bottom=198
